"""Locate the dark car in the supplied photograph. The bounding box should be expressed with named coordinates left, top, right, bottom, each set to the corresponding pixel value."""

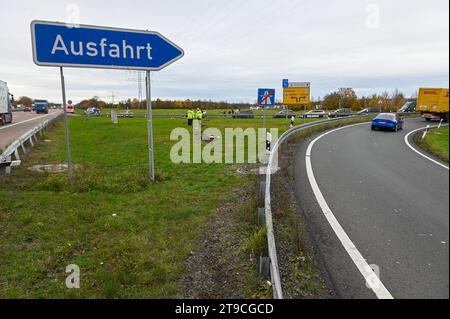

left=233, top=109, right=255, bottom=119
left=273, top=110, right=296, bottom=118
left=397, top=101, right=416, bottom=113
left=371, top=113, right=404, bottom=132
left=329, top=108, right=352, bottom=118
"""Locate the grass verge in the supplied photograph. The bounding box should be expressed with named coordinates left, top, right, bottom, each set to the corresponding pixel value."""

left=0, top=114, right=308, bottom=298
left=415, top=127, right=449, bottom=163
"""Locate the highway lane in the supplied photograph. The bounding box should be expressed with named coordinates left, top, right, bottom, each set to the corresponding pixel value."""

left=294, top=118, right=449, bottom=299
left=0, top=110, right=62, bottom=150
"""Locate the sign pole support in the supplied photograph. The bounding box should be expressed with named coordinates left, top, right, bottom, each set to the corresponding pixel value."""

left=59, top=67, right=73, bottom=181
left=146, top=71, right=156, bottom=183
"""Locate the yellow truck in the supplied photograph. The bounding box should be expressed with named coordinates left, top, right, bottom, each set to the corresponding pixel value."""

left=417, top=88, right=449, bottom=122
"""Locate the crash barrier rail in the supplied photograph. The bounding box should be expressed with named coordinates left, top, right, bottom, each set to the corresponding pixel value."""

left=262, top=112, right=424, bottom=299
left=0, top=113, right=63, bottom=173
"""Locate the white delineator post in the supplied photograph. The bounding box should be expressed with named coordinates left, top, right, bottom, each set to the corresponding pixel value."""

left=422, top=125, right=431, bottom=139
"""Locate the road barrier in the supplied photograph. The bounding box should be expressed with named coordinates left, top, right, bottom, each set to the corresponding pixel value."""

left=0, top=113, right=63, bottom=174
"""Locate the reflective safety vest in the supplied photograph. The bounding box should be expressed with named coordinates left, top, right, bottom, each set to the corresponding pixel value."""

left=196, top=111, right=203, bottom=120
left=187, top=110, right=194, bottom=119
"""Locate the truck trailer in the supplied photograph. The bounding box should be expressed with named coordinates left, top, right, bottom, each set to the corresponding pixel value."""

left=33, top=99, right=49, bottom=114
left=417, top=88, right=449, bottom=122
left=0, top=80, right=13, bottom=125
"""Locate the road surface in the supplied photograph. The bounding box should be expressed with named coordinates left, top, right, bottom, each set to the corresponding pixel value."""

left=294, top=118, right=449, bottom=299
left=0, top=110, right=62, bottom=150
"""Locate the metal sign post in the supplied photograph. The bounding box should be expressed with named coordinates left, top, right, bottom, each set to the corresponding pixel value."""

left=59, top=67, right=73, bottom=180
left=146, top=71, right=155, bottom=183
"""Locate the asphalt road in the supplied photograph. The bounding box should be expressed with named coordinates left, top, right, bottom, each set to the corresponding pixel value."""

left=294, top=118, right=449, bottom=299
left=0, top=110, right=62, bottom=150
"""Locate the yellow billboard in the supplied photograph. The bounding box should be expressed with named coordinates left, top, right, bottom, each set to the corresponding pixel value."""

left=283, top=87, right=311, bottom=105
left=417, top=88, right=449, bottom=113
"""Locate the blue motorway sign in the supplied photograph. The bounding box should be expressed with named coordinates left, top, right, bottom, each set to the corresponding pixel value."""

left=257, top=89, right=276, bottom=107
left=283, top=79, right=289, bottom=88
left=31, top=21, right=184, bottom=71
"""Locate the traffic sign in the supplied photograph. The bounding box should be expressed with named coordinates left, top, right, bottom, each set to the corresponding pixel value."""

left=288, top=82, right=310, bottom=88
left=283, top=87, right=311, bottom=105
left=31, top=21, right=184, bottom=71
left=283, top=79, right=289, bottom=88
left=258, top=89, right=276, bottom=107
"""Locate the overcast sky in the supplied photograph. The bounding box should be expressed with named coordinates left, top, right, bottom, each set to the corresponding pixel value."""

left=0, top=0, right=448, bottom=103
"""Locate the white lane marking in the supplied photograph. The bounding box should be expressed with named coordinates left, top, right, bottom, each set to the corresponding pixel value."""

left=404, top=125, right=449, bottom=170
left=0, top=112, right=60, bottom=131
left=306, top=122, right=394, bottom=299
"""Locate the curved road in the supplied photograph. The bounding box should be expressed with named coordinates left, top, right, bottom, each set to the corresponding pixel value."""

left=294, top=118, right=449, bottom=299
left=0, top=110, right=61, bottom=150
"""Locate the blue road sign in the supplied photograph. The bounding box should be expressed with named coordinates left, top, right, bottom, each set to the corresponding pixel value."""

left=258, top=89, right=276, bottom=107
left=31, top=21, right=184, bottom=71
left=283, top=79, right=289, bottom=88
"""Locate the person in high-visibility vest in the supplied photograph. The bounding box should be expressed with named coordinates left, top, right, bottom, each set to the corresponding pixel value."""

left=187, top=109, right=194, bottom=126
left=196, top=109, right=203, bottom=121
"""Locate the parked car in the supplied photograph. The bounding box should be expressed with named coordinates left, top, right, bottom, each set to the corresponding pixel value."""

left=371, top=113, right=404, bottom=132
left=273, top=110, right=296, bottom=118
left=118, top=110, right=134, bottom=118
left=232, top=109, right=254, bottom=119
left=358, top=107, right=381, bottom=115
left=299, top=110, right=328, bottom=119
left=85, top=107, right=101, bottom=116
left=329, top=108, right=352, bottom=118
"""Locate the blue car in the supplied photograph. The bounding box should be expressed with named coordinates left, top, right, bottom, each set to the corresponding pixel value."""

left=371, top=113, right=404, bottom=132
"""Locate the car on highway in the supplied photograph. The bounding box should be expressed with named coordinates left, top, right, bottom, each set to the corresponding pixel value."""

left=299, top=110, right=328, bottom=119
left=371, top=113, right=404, bottom=132
left=357, top=107, right=381, bottom=115
left=329, top=108, right=352, bottom=118
left=117, top=110, right=134, bottom=118
left=84, top=107, right=101, bottom=116
left=273, top=110, right=296, bottom=118
left=232, top=109, right=254, bottom=119
left=23, top=106, right=32, bottom=112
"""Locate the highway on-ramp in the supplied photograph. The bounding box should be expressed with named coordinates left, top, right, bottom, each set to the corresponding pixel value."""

left=0, top=110, right=62, bottom=150
left=294, top=118, right=449, bottom=299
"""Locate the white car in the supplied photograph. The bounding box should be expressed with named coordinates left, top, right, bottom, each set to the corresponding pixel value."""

left=299, top=110, right=328, bottom=119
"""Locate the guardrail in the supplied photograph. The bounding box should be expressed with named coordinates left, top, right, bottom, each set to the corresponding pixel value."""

left=0, top=112, right=63, bottom=173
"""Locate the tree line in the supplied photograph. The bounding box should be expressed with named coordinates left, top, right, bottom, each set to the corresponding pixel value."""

left=318, top=88, right=411, bottom=112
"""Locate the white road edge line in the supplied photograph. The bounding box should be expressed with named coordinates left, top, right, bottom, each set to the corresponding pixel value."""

left=305, top=122, right=394, bottom=300
left=0, top=112, right=59, bottom=131
left=404, top=125, right=449, bottom=170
